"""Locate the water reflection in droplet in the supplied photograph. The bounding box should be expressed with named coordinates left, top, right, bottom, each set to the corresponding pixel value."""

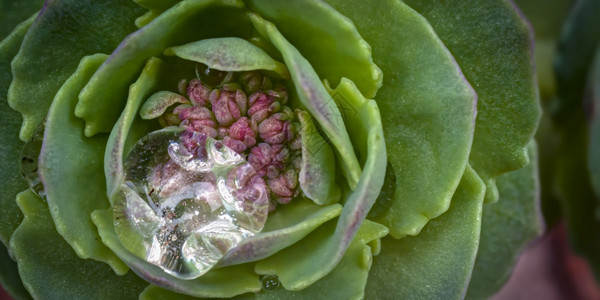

left=261, top=274, right=281, bottom=292
left=113, top=128, right=269, bottom=279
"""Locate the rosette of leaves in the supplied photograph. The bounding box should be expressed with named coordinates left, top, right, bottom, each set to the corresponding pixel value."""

left=0, top=0, right=542, bottom=299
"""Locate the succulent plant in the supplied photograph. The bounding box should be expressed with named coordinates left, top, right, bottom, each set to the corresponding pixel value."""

left=0, top=0, right=541, bottom=299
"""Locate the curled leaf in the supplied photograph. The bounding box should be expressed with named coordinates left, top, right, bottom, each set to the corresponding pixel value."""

left=165, top=37, right=289, bottom=78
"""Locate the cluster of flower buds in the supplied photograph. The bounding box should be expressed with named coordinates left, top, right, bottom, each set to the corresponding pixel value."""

left=167, top=69, right=303, bottom=210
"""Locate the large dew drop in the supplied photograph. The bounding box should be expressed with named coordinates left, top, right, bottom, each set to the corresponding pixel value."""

left=113, top=128, right=269, bottom=279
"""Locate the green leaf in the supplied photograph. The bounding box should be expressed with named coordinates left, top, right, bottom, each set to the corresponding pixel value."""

left=403, top=0, right=541, bottom=203
left=365, top=166, right=485, bottom=299
left=38, top=54, right=128, bottom=274
left=465, top=142, right=543, bottom=299
left=7, top=0, right=144, bottom=141
left=9, top=190, right=148, bottom=300
left=75, top=0, right=246, bottom=137
left=220, top=199, right=342, bottom=266
left=246, top=0, right=382, bottom=99
left=165, top=37, right=289, bottom=78
left=553, top=0, right=600, bottom=121
left=105, top=57, right=164, bottom=198
left=513, top=0, right=574, bottom=99
left=588, top=47, right=600, bottom=201
left=0, top=0, right=44, bottom=41
left=0, top=13, right=35, bottom=247
left=135, top=0, right=181, bottom=10
left=0, top=242, right=31, bottom=300
left=92, top=209, right=262, bottom=298
left=553, top=115, right=600, bottom=280
left=249, top=13, right=362, bottom=190
left=297, top=111, right=341, bottom=205
left=135, top=9, right=163, bottom=28
left=324, top=0, right=476, bottom=238
left=255, top=76, right=386, bottom=291
left=140, top=91, right=189, bottom=120
left=253, top=220, right=388, bottom=300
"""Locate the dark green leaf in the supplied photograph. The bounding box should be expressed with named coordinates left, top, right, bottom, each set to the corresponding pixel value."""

left=466, top=142, right=543, bottom=299
left=75, top=0, right=246, bottom=137
left=365, top=166, right=485, bottom=299
left=247, top=0, right=382, bottom=99
left=0, top=0, right=44, bottom=41
left=325, top=0, right=476, bottom=238
left=9, top=190, right=148, bottom=300
left=38, top=54, right=127, bottom=274
left=0, top=14, right=34, bottom=247
left=7, top=0, right=145, bottom=141
left=588, top=47, right=600, bottom=201
left=553, top=0, right=600, bottom=121
left=0, top=242, right=31, bottom=300
left=402, top=0, right=541, bottom=203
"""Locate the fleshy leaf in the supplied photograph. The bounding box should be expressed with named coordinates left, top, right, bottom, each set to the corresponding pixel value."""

left=297, top=111, right=341, bottom=205
left=465, top=142, right=543, bottom=299
left=253, top=220, right=388, bottom=300
left=325, top=0, right=477, bottom=237
left=9, top=190, right=148, bottom=300
left=513, top=0, right=574, bottom=99
left=403, top=0, right=541, bottom=203
left=249, top=13, right=362, bottom=190
left=165, top=37, right=289, bottom=78
left=0, top=242, right=31, bottom=300
left=247, top=0, right=382, bottom=98
left=38, top=54, right=127, bottom=274
left=75, top=0, right=246, bottom=137
left=135, top=9, right=162, bottom=28
left=588, top=46, right=600, bottom=201
left=134, top=0, right=181, bottom=10
left=140, top=91, right=189, bottom=120
left=553, top=0, right=600, bottom=121
left=220, top=199, right=342, bottom=266
left=0, top=13, right=35, bottom=247
left=0, top=0, right=44, bottom=41
left=365, top=166, right=485, bottom=299
left=105, top=57, right=163, bottom=199
left=550, top=47, right=600, bottom=280
left=7, top=0, right=144, bottom=141
left=255, top=76, right=386, bottom=291
left=92, top=209, right=261, bottom=298
left=551, top=1, right=600, bottom=280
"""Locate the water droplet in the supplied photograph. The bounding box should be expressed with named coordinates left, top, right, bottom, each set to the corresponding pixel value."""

left=20, top=120, right=46, bottom=198
left=113, top=128, right=269, bottom=279
left=261, top=275, right=281, bottom=292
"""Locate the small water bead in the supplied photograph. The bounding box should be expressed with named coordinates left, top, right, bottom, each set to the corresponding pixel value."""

left=260, top=275, right=281, bottom=292
left=113, top=128, right=269, bottom=279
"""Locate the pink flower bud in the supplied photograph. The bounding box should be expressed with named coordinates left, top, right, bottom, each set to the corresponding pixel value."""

left=212, top=90, right=247, bottom=126
left=186, top=79, right=212, bottom=107
left=229, top=117, right=257, bottom=148
left=267, top=168, right=299, bottom=205
left=247, top=92, right=278, bottom=123
left=247, top=143, right=289, bottom=177
left=258, top=108, right=295, bottom=144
